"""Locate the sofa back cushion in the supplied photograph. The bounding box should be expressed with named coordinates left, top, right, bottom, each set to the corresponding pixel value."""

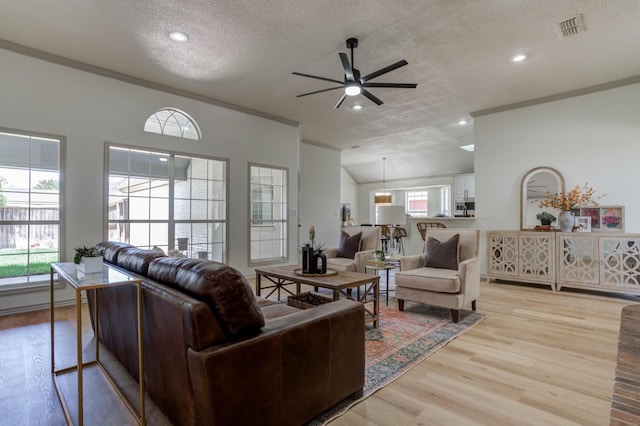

left=96, top=241, right=135, bottom=264
left=148, top=258, right=265, bottom=339
left=116, top=247, right=166, bottom=275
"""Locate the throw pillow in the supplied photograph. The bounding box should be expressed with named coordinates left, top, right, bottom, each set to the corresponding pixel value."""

left=425, top=234, right=460, bottom=270
left=337, top=231, right=362, bottom=259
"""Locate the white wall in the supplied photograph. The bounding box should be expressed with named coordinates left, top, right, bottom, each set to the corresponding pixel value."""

left=340, top=168, right=359, bottom=224
left=299, top=143, right=341, bottom=250
left=474, top=82, right=640, bottom=272
left=0, top=49, right=300, bottom=313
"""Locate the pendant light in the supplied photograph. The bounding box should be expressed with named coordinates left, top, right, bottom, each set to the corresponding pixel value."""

left=374, top=158, right=392, bottom=204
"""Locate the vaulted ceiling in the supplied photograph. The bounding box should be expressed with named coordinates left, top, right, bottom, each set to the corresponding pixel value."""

left=1, top=0, right=639, bottom=183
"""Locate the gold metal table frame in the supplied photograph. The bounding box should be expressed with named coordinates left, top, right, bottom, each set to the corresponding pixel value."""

left=50, top=262, right=145, bottom=425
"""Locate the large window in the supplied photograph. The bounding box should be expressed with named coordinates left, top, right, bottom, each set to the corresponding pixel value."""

left=249, top=164, right=287, bottom=264
left=0, top=129, right=63, bottom=290
left=106, top=145, right=227, bottom=262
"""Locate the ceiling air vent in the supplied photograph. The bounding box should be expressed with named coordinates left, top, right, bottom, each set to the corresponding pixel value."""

left=556, top=14, right=585, bottom=38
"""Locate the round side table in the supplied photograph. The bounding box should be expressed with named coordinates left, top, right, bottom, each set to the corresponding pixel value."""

left=365, top=262, right=396, bottom=305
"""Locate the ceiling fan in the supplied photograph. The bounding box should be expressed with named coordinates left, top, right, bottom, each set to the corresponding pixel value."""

left=292, top=38, right=417, bottom=108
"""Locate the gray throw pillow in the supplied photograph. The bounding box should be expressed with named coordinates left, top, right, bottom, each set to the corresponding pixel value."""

left=337, top=231, right=362, bottom=259
left=425, top=234, right=460, bottom=269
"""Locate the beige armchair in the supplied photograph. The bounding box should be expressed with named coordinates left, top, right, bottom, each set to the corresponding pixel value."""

left=394, top=228, right=480, bottom=322
left=324, top=226, right=381, bottom=273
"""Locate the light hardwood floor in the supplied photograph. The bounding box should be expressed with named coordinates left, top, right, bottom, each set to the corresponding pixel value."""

left=0, top=280, right=636, bottom=425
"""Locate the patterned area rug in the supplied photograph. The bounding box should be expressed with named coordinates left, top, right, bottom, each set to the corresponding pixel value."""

left=306, top=301, right=486, bottom=425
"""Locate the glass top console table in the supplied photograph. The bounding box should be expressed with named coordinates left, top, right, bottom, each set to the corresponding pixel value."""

left=50, top=262, right=145, bottom=425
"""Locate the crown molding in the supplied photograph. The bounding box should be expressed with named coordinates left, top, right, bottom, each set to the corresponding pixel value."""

left=471, top=75, right=640, bottom=117
left=0, top=39, right=299, bottom=128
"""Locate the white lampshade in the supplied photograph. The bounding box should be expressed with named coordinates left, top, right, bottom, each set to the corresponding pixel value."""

left=377, top=205, right=406, bottom=225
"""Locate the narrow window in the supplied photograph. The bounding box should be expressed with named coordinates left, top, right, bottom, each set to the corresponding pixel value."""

left=249, top=164, right=287, bottom=264
left=0, top=129, right=63, bottom=290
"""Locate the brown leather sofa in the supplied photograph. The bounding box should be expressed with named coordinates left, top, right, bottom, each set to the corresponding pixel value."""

left=89, top=241, right=365, bottom=426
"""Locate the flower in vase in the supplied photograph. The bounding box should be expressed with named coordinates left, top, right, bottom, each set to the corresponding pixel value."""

left=537, top=182, right=605, bottom=211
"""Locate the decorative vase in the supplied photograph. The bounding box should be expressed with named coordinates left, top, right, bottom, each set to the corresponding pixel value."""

left=301, top=245, right=314, bottom=273
left=313, top=252, right=327, bottom=274
left=558, top=211, right=575, bottom=232
left=78, top=256, right=104, bottom=274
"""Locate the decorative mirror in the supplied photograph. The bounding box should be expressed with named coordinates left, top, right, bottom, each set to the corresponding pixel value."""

left=520, top=167, right=564, bottom=230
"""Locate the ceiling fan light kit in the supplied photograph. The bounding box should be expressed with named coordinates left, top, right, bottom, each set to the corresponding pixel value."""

left=293, top=38, right=417, bottom=108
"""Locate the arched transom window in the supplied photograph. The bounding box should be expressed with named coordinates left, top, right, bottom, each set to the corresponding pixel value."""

left=144, top=108, right=201, bottom=140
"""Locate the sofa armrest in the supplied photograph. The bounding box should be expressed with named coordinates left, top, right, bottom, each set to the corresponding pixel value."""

left=458, top=257, right=480, bottom=301
left=400, top=254, right=425, bottom=271
left=186, top=300, right=365, bottom=425
left=354, top=249, right=375, bottom=273
left=324, top=247, right=338, bottom=258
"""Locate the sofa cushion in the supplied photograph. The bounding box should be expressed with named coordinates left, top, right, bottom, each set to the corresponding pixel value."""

left=425, top=234, right=459, bottom=270
left=96, top=241, right=134, bottom=264
left=149, top=258, right=265, bottom=338
left=326, top=256, right=357, bottom=272
left=337, top=231, right=362, bottom=259
left=116, top=247, right=166, bottom=275
left=395, top=267, right=461, bottom=293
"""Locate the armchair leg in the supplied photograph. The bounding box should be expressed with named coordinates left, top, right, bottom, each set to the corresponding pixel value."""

left=398, top=299, right=404, bottom=311
left=471, top=300, right=477, bottom=311
left=451, top=309, right=459, bottom=323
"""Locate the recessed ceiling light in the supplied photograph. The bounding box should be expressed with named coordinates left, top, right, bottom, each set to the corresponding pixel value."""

left=159, top=157, right=168, bottom=162
left=510, top=53, right=528, bottom=63
left=460, top=144, right=475, bottom=152
left=352, top=105, right=363, bottom=110
left=169, top=31, right=189, bottom=42
left=458, top=119, right=468, bottom=125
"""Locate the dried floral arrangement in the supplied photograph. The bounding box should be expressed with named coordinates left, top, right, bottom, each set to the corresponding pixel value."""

left=537, top=182, right=606, bottom=211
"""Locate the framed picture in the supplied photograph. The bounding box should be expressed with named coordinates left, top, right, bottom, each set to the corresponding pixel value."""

left=580, top=207, right=600, bottom=230
left=574, top=216, right=591, bottom=232
left=578, top=205, right=624, bottom=232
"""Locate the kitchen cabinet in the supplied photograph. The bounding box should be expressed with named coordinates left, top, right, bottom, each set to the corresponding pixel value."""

left=454, top=174, right=474, bottom=200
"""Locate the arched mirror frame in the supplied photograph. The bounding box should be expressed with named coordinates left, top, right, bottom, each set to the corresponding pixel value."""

left=520, top=166, right=565, bottom=230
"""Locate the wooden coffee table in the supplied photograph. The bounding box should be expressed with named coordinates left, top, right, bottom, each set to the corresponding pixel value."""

left=255, top=264, right=381, bottom=328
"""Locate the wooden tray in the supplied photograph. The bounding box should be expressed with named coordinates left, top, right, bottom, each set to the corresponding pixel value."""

left=293, top=268, right=338, bottom=277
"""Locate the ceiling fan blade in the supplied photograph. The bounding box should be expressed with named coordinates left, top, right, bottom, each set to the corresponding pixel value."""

left=361, top=89, right=383, bottom=106
left=362, top=82, right=417, bottom=89
left=296, top=86, right=344, bottom=97
left=292, top=72, right=344, bottom=85
left=339, top=52, right=354, bottom=81
left=361, top=60, right=409, bottom=82
left=334, top=93, right=347, bottom=109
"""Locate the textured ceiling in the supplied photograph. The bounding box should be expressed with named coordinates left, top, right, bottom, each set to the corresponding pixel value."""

left=1, top=0, right=639, bottom=183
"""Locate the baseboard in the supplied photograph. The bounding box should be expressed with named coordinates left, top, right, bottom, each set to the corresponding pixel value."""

left=0, top=297, right=86, bottom=317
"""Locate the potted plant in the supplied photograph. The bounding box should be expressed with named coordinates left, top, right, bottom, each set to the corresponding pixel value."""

left=74, top=245, right=105, bottom=274
left=536, top=211, right=557, bottom=226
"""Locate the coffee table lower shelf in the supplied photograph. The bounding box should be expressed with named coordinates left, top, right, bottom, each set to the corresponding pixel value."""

left=255, top=264, right=380, bottom=328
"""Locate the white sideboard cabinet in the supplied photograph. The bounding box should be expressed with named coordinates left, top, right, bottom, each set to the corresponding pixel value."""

left=557, top=233, right=640, bottom=294
left=487, top=231, right=556, bottom=290
left=488, top=230, right=640, bottom=295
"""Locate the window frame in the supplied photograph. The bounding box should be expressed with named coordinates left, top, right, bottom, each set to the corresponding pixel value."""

left=143, top=107, right=202, bottom=141
left=248, top=163, right=288, bottom=266
left=0, top=127, right=65, bottom=294
left=405, top=190, right=429, bottom=217
left=104, top=143, right=229, bottom=263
